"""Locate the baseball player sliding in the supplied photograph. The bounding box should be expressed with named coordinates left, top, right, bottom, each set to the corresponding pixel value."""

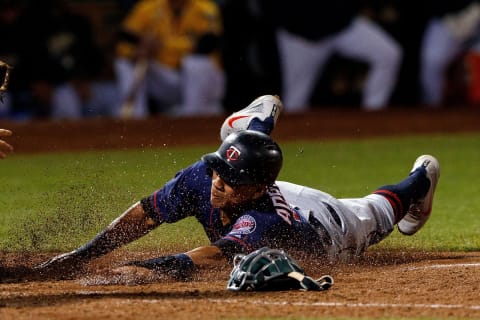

left=37, top=95, right=440, bottom=281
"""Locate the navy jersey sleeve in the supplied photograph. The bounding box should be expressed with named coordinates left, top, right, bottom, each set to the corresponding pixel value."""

left=213, top=209, right=320, bottom=261
left=212, top=212, right=276, bottom=260
left=142, top=161, right=212, bottom=223
left=212, top=204, right=326, bottom=261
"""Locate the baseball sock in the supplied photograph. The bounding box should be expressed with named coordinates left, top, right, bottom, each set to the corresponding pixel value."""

left=247, top=117, right=275, bottom=136
left=373, top=167, right=431, bottom=223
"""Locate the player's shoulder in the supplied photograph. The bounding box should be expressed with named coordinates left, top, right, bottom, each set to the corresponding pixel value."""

left=174, top=160, right=210, bottom=179
left=228, top=210, right=282, bottom=237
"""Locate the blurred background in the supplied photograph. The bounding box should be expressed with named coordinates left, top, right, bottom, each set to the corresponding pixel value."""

left=1, top=0, right=480, bottom=121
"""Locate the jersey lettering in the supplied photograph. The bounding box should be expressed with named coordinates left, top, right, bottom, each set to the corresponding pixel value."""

left=268, top=185, right=299, bottom=225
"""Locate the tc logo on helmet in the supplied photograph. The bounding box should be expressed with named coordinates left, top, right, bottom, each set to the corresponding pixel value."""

left=226, top=146, right=241, bottom=161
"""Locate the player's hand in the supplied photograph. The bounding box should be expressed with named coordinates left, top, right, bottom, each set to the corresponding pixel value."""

left=111, top=265, right=160, bottom=284
left=0, top=129, right=13, bottom=159
left=35, top=250, right=88, bottom=277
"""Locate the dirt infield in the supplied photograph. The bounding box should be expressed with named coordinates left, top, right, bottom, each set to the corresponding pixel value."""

left=1, top=107, right=480, bottom=319
left=1, top=250, right=480, bottom=319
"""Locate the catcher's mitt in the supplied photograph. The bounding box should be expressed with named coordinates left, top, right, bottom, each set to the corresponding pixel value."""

left=0, top=60, right=12, bottom=103
left=227, top=247, right=333, bottom=291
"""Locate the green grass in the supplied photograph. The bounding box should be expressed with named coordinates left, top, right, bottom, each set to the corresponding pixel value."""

left=1, top=133, right=479, bottom=253
left=281, top=134, right=480, bottom=252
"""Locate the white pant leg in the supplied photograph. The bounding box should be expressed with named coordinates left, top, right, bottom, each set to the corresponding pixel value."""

left=276, top=28, right=334, bottom=112
left=146, top=61, right=182, bottom=108
left=339, top=194, right=395, bottom=247
left=114, top=58, right=149, bottom=118
left=334, top=16, right=402, bottom=110
left=51, top=83, right=82, bottom=119
left=86, top=81, right=120, bottom=117
left=420, top=19, right=462, bottom=106
left=52, top=82, right=119, bottom=119
left=176, top=54, right=225, bottom=116
left=277, top=181, right=395, bottom=261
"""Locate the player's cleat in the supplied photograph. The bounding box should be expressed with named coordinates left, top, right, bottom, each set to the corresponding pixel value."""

left=220, top=95, right=283, bottom=141
left=398, top=155, right=440, bottom=236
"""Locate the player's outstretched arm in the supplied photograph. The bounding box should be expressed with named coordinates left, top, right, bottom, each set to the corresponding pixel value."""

left=36, top=202, right=160, bottom=274
left=112, top=245, right=227, bottom=280
left=185, top=245, right=226, bottom=266
left=0, top=129, right=13, bottom=159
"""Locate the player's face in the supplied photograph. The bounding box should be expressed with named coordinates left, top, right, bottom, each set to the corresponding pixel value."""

left=210, top=171, right=264, bottom=209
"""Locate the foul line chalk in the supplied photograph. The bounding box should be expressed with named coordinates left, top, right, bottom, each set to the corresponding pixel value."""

left=407, top=262, right=480, bottom=270
left=207, top=299, right=480, bottom=311
left=115, top=298, right=480, bottom=312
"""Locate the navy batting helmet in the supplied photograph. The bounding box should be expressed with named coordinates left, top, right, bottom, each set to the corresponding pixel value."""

left=202, top=131, right=282, bottom=187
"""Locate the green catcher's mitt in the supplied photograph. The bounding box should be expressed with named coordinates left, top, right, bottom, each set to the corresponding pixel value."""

left=227, top=247, right=333, bottom=291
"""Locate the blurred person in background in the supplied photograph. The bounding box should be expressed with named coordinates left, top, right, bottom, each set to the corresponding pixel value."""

left=14, top=0, right=112, bottom=119
left=218, top=0, right=282, bottom=112
left=269, top=0, right=402, bottom=112
left=419, top=0, right=480, bottom=107
left=114, top=0, right=225, bottom=118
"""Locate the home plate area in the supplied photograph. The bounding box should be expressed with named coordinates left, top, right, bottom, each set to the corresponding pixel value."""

left=0, top=250, right=479, bottom=319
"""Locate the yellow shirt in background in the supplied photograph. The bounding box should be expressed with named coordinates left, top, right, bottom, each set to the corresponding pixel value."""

left=116, top=0, right=222, bottom=69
